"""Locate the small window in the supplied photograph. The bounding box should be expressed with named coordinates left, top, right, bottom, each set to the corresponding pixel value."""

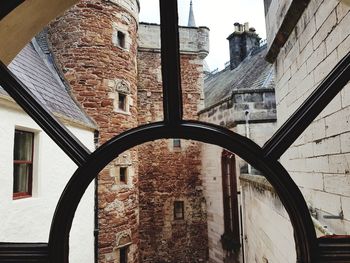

left=118, top=93, right=126, bottom=111
left=117, top=31, right=126, bottom=48
left=173, top=138, right=181, bottom=148
left=120, top=246, right=128, bottom=263
left=13, top=130, right=34, bottom=199
left=174, top=201, right=184, bottom=220
left=120, top=167, right=127, bottom=184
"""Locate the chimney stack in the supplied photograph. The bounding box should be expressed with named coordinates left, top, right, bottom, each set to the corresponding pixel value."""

left=227, top=22, right=261, bottom=70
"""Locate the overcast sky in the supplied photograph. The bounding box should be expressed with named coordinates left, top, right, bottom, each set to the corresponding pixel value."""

left=139, top=0, right=267, bottom=71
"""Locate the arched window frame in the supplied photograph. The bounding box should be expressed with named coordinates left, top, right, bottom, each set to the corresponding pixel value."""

left=0, top=1, right=349, bottom=262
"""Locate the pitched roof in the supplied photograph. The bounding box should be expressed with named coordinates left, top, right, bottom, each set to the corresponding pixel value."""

left=204, top=46, right=275, bottom=108
left=0, top=39, right=96, bottom=129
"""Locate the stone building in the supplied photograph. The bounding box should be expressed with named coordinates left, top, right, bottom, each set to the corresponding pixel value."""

left=137, top=23, right=209, bottom=263
left=45, top=0, right=209, bottom=262
left=230, top=0, right=350, bottom=262
left=0, top=37, right=96, bottom=262
left=4, top=0, right=350, bottom=262
left=199, top=23, right=277, bottom=263
left=265, top=0, right=350, bottom=234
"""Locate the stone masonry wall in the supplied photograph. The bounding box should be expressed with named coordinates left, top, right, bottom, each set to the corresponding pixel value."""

left=199, top=88, right=277, bottom=175
left=137, top=24, right=209, bottom=262
left=48, top=0, right=140, bottom=262
left=240, top=175, right=295, bottom=263
left=267, top=0, right=350, bottom=234
left=199, top=88, right=276, bottom=128
left=199, top=143, right=227, bottom=263
left=199, top=129, right=276, bottom=263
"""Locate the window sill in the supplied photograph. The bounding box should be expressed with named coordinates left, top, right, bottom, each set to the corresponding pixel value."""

left=114, top=109, right=131, bottom=116
left=13, top=193, right=32, bottom=200
left=115, top=45, right=129, bottom=52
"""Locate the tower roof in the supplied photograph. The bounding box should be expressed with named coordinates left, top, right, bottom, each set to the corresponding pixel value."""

left=188, top=0, right=196, bottom=27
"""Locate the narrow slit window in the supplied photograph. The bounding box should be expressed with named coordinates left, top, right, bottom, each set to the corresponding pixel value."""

left=174, top=201, right=184, bottom=220
left=13, top=130, right=34, bottom=199
left=118, top=93, right=126, bottom=111
left=120, top=167, right=127, bottom=184
left=120, top=246, right=128, bottom=263
left=117, top=31, right=126, bottom=48
left=173, top=138, right=181, bottom=148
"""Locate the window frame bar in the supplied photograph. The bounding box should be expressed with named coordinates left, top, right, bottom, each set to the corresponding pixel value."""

left=0, top=62, right=91, bottom=167
left=159, top=0, right=183, bottom=124
left=263, top=51, right=350, bottom=160
left=0, top=0, right=349, bottom=262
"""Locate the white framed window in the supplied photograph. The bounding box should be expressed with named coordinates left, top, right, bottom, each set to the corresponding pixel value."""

left=13, top=129, right=34, bottom=199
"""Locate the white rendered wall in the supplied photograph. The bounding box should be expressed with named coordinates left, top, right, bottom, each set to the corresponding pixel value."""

left=0, top=101, right=95, bottom=263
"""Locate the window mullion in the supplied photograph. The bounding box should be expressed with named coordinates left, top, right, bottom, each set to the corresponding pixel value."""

left=263, top=51, right=350, bottom=160
left=159, top=0, right=183, bottom=125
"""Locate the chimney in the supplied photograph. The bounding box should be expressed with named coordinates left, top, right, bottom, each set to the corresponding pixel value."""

left=227, top=22, right=261, bottom=70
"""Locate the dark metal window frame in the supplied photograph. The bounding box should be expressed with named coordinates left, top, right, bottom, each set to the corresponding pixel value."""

left=0, top=1, right=349, bottom=262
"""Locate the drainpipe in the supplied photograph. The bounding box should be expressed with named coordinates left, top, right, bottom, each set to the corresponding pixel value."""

left=94, top=130, right=99, bottom=263
left=244, top=110, right=252, bottom=174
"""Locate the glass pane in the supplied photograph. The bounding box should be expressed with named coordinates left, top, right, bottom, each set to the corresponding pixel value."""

left=13, top=163, right=31, bottom=193
left=118, top=94, right=126, bottom=111
left=14, top=130, right=33, bottom=161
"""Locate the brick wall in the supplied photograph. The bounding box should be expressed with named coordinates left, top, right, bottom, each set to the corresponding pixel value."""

left=48, top=0, right=140, bottom=262
left=137, top=24, right=209, bottom=262
left=267, top=0, right=350, bottom=234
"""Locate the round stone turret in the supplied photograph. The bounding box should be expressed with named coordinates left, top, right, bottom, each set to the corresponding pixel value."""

left=47, top=0, right=140, bottom=262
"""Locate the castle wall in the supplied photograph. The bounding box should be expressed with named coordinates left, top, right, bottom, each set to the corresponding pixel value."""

left=137, top=23, right=209, bottom=262
left=47, top=0, right=140, bottom=262
left=199, top=143, right=226, bottom=263
left=199, top=71, right=277, bottom=262
left=265, top=0, right=350, bottom=234
left=240, top=175, right=295, bottom=263
left=199, top=88, right=277, bottom=173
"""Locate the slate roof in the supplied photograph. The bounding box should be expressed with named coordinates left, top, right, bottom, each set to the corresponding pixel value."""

left=0, top=39, right=96, bottom=128
left=204, top=46, right=275, bottom=108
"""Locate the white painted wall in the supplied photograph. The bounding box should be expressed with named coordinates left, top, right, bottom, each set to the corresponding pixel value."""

left=0, top=100, right=95, bottom=263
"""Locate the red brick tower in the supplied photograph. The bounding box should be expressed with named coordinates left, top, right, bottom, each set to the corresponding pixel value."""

left=48, top=0, right=140, bottom=262
left=137, top=23, right=210, bottom=262
left=47, top=0, right=210, bottom=262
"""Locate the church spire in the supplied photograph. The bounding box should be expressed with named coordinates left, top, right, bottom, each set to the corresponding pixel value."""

left=188, top=0, right=196, bottom=27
